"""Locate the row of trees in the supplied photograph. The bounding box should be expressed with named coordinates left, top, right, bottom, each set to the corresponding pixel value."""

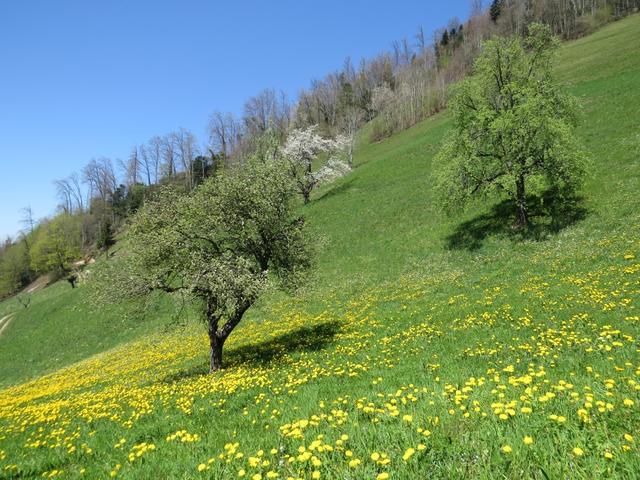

left=294, top=0, right=639, bottom=142
left=94, top=22, right=592, bottom=373
left=0, top=209, right=84, bottom=297
left=0, top=123, right=349, bottom=298
left=2, top=0, right=635, bottom=297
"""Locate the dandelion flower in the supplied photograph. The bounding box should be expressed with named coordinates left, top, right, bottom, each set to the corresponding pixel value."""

left=402, top=448, right=415, bottom=461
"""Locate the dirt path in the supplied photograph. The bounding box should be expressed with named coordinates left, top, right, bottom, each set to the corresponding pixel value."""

left=23, top=274, right=51, bottom=294
left=0, top=314, right=14, bottom=337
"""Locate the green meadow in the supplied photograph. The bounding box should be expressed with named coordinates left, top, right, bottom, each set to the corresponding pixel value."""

left=0, top=14, right=639, bottom=479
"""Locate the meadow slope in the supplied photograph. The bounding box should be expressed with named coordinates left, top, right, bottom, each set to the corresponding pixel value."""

left=0, top=15, right=639, bottom=479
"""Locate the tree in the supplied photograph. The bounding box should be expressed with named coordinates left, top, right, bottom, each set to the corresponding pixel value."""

left=96, top=218, right=115, bottom=258
left=208, top=111, right=241, bottom=158
left=82, top=158, right=117, bottom=205
left=435, top=24, right=588, bottom=227
left=0, top=240, right=31, bottom=296
left=30, top=214, right=82, bottom=275
left=92, top=159, right=312, bottom=372
left=339, top=107, right=363, bottom=167
left=490, top=0, right=503, bottom=23
left=147, top=136, right=163, bottom=184
left=19, top=206, right=35, bottom=235
left=282, top=126, right=347, bottom=204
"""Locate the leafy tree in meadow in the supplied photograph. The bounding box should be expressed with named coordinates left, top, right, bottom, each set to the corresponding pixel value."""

left=92, top=159, right=313, bottom=372
left=435, top=23, right=588, bottom=227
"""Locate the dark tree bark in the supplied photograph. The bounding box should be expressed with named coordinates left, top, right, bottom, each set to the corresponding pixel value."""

left=515, top=175, right=529, bottom=227
left=206, top=301, right=251, bottom=373
left=209, top=332, right=225, bottom=372
left=302, top=188, right=311, bottom=204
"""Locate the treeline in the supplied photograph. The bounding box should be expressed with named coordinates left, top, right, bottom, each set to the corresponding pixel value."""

left=295, top=0, right=640, bottom=142
left=1, top=0, right=638, bottom=298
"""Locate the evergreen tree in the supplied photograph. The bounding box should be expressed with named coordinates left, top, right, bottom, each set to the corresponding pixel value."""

left=441, top=29, right=450, bottom=46
left=96, top=219, right=115, bottom=259
left=490, top=0, right=503, bottom=23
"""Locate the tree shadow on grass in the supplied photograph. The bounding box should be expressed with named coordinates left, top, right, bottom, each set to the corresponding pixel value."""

left=161, top=321, right=341, bottom=383
left=314, top=178, right=356, bottom=204
left=446, top=190, right=588, bottom=251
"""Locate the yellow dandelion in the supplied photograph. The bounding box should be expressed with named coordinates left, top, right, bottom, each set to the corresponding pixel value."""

left=402, top=448, right=415, bottom=461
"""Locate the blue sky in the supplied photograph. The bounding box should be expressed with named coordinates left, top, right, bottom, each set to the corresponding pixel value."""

left=0, top=0, right=471, bottom=239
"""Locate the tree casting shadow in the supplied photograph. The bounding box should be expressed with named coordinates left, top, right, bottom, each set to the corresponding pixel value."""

left=446, top=190, right=588, bottom=251
left=162, top=320, right=341, bottom=383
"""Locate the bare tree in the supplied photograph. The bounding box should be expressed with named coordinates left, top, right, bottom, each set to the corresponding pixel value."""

left=340, top=107, right=363, bottom=167
left=174, top=128, right=199, bottom=190
left=147, top=136, right=163, bottom=184
left=208, top=111, right=241, bottom=158
left=54, top=178, right=73, bottom=213
left=119, top=146, right=140, bottom=187
left=138, top=145, right=152, bottom=185
left=243, top=89, right=277, bottom=135
left=470, top=0, right=484, bottom=16
left=82, top=158, right=117, bottom=204
left=162, top=133, right=176, bottom=179
left=19, top=206, right=35, bottom=235
left=68, top=173, right=84, bottom=212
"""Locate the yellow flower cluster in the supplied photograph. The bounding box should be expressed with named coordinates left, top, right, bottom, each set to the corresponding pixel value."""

left=0, top=236, right=637, bottom=478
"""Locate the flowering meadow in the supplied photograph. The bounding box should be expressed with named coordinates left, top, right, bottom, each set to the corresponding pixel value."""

left=0, top=226, right=638, bottom=478
left=1, top=14, right=640, bottom=480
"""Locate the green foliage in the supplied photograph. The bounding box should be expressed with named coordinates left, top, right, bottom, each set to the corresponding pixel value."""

left=0, top=240, right=31, bottom=296
left=95, top=219, right=115, bottom=256
left=29, top=214, right=82, bottom=275
left=435, top=23, right=589, bottom=226
left=0, top=16, right=639, bottom=479
left=92, top=158, right=313, bottom=369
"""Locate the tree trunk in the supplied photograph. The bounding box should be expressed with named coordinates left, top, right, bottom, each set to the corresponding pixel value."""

left=515, top=175, right=528, bottom=227
left=209, top=333, right=225, bottom=373
left=206, top=302, right=251, bottom=373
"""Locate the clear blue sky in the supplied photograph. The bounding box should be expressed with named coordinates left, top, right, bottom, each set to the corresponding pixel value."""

left=0, top=0, right=471, bottom=239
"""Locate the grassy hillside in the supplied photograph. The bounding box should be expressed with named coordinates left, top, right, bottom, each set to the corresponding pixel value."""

left=0, top=15, right=639, bottom=479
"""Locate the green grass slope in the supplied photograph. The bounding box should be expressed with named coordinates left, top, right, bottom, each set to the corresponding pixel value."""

left=0, top=15, right=639, bottom=479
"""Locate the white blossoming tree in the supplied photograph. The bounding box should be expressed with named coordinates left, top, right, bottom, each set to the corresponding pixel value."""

left=283, top=126, right=349, bottom=204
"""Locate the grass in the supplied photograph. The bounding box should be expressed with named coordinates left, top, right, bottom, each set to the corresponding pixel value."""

left=0, top=14, right=639, bottom=479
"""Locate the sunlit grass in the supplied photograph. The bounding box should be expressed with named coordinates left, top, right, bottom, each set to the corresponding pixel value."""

left=0, top=14, right=639, bottom=480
